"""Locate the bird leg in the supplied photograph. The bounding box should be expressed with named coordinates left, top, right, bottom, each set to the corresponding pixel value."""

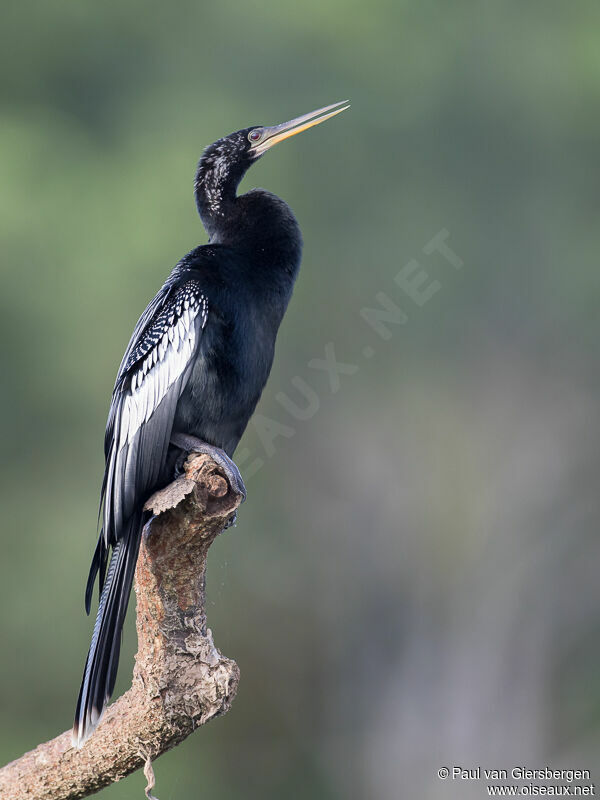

left=170, top=433, right=247, bottom=502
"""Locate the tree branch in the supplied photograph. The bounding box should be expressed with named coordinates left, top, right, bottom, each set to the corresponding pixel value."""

left=0, top=453, right=243, bottom=800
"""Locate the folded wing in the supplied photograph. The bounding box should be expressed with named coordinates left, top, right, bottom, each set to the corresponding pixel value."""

left=86, top=279, right=208, bottom=610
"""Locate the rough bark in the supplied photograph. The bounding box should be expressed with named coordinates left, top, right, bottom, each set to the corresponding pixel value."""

left=0, top=453, right=243, bottom=800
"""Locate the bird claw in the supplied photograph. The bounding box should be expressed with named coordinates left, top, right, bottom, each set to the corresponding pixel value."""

left=224, top=510, right=238, bottom=530
left=209, top=450, right=246, bottom=501
left=170, top=433, right=247, bottom=501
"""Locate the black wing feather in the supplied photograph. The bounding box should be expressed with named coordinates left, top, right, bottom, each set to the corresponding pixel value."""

left=101, top=279, right=207, bottom=548
left=75, top=278, right=208, bottom=745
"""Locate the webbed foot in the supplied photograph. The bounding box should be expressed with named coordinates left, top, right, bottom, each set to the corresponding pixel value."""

left=170, top=433, right=247, bottom=502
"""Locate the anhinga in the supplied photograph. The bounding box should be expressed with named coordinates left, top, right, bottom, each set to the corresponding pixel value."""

left=73, top=101, right=349, bottom=746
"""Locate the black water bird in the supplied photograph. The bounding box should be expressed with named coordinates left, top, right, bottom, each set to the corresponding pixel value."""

left=73, top=101, right=349, bottom=745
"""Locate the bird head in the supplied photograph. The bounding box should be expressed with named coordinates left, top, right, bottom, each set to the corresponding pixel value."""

left=244, top=100, right=350, bottom=160
left=195, top=101, right=349, bottom=236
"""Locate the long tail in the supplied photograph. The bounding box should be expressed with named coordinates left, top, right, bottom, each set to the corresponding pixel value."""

left=73, top=510, right=144, bottom=747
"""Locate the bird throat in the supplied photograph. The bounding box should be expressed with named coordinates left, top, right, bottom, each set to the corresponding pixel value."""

left=194, top=147, right=247, bottom=240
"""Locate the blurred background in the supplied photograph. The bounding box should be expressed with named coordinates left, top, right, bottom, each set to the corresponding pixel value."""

left=1, top=1, right=599, bottom=798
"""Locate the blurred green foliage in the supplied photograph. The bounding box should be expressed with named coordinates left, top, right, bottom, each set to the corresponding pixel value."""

left=1, top=2, right=600, bottom=798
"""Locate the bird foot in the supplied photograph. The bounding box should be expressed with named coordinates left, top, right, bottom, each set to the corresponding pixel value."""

left=170, top=433, right=247, bottom=501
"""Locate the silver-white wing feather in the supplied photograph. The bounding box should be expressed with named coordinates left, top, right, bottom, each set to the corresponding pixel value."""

left=102, top=281, right=208, bottom=546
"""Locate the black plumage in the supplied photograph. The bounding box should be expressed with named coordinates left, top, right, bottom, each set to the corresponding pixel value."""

left=73, top=101, right=348, bottom=745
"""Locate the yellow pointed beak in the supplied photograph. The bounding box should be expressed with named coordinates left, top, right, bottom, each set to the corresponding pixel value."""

left=250, top=100, right=350, bottom=155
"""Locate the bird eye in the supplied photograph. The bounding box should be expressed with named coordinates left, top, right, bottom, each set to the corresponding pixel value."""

left=248, top=129, right=263, bottom=143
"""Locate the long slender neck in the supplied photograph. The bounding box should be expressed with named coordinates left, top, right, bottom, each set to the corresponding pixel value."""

left=194, top=145, right=247, bottom=241
left=194, top=140, right=303, bottom=283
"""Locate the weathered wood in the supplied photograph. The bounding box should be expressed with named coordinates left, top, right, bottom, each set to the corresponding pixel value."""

left=0, top=453, right=242, bottom=800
